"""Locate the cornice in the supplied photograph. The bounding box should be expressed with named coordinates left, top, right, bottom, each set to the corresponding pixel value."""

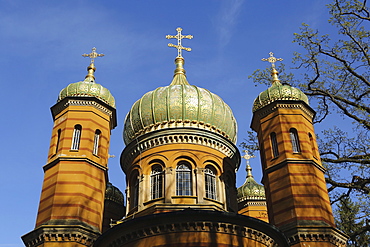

left=44, top=156, right=108, bottom=172
left=120, top=128, right=240, bottom=174
left=21, top=224, right=100, bottom=247
left=94, top=210, right=289, bottom=247
left=251, top=100, right=315, bottom=131
left=51, top=97, right=117, bottom=129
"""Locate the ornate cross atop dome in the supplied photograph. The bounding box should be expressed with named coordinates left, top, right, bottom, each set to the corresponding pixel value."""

left=166, top=27, right=193, bottom=58
left=82, top=47, right=105, bottom=65
left=261, top=52, right=283, bottom=68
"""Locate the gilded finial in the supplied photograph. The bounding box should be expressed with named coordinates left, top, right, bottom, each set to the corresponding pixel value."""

left=82, top=47, right=104, bottom=81
left=242, top=150, right=255, bottom=177
left=262, top=52, right=283, bottom=84
left=166, top=27, right=193, bottom=58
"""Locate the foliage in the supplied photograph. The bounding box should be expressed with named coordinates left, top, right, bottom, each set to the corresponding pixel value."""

left=243, top=0, right=369, bottom=243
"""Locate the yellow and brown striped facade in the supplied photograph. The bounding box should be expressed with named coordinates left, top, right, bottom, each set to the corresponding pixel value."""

left=22, top=96, right=117, bottom=247
left=251, top=99, right=347, bottom=246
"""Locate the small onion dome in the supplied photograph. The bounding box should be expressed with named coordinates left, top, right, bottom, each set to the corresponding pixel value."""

left=252, top=68, right=308, bottom=112
left=123, top=57, right=237, bottom=145
left=105, top=182, right=124, bottom=205
left=237, top=165, right=265, bottom=202
left=58, top=63, right=115, bottom=108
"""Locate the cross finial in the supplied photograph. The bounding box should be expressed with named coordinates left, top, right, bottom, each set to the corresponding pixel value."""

left=242, top=150, right=256, bottom=177
left=82, top=47, right=104, bottom=65
left=261, top=52, right=283, bottom=68
left=242, top=150, right=255, bottom=163
left=166, top=27, right=193, bottom=58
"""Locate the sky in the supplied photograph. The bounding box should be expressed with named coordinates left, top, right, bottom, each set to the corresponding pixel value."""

left=0, top=0, right=334, bottom=246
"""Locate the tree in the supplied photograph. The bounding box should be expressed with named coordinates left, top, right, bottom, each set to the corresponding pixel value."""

left=244, top=0, right=369, bottom=243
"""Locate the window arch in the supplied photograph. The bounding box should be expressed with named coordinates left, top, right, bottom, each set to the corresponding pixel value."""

left=150, top=165, right=163, bottom=199
left=93, top=129, right=101, bottom=156
left=71, top=125, right=82, bottom=151
left=130, top=171, right=139, bottom=209
left=270, top=132, right=279, bottom=158
left=55, top=129, right=61, bottom=154
left=205, top=166, right=217, bottom=200
left=176, top=162, right=192, bottom=196
left=290, top=128, right=301, bottom=153
left=308, top=133, right=316, bottom=157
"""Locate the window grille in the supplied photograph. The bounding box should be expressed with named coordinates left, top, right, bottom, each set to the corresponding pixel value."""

left=270, top=132, right=279, bottom=157
left=290, top=128, right=301, bottom=153
left=150, top=166, right=163, bottom=199
left=71, top=125, right=82, bottom=150
left=176, top=163, right=192, bottom=196
left=93, top=129, right=101, bottom=155
left=205, top=167, right=216, bottom=200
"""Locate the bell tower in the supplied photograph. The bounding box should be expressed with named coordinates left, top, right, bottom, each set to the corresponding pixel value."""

left=22, top=48, right=117, bottom=247
left=251, top=53, right=348, bottom=246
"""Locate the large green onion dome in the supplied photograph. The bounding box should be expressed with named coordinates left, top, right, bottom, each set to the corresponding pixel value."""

left=123, top=57, right=237, bottom=145
left=252, top=67, right=308, bottom=112
left=237, top=164, right=265, bottom=202
left=58, top=63, right=115, bottom=108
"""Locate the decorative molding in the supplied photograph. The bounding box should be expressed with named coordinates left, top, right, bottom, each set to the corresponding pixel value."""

left=51, top=97, right=117, bottom=129
left=121, top=128, right=240, bottom=173
left=255, top=101, right=315, bottom=121
left=44, top=156, right=108, bottom=172
left=106, top=221, right=279, bottom=247
left=22, top=225, right=100, bottom=247
left=287, top=231, right=348, bottom=246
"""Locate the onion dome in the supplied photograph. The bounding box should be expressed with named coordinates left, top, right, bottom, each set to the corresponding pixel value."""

left=58, top=48, right=115, bottom=108
left=237, top=164, right=265, bottom=202
left=123, top=56, right=237, bottom=145
left=105, top=182, right=124, bottom=205
left=253, top=53, right=308, bottom=112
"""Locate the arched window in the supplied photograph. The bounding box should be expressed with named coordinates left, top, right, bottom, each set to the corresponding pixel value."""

left=205, top=166, right=217, bottom=200
left=290, top=128, right=301, bottom=153
left=55, top=129, right=61, bottom=154
left=270, top=132, right=279, bottom=158
left=93, top=129, right=101, bottom=156
left=150, top=166, right=163, bottom=199
left=309, top=133, right=316, bottom=157
left=130, top=172, right=139, bottom=209
left=71, top=125, right=82, bottom=151
left=176, top=162, right=192, bottom=196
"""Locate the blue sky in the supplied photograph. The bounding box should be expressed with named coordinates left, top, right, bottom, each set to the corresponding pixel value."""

left=0, top=0, right=333, bottom=245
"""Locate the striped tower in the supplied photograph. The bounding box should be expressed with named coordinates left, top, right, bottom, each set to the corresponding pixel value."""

left=250, top=53, right=348, bottom=246
left=22, top=48, right=117, bottom=247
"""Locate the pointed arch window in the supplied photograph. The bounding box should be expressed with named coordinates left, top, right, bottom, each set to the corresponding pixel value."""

left=93, top=129, right=101, bottom=156
left=290, top=128, right=301, bottom=153
left=270, top=132, right=279, bottom=158
left=308, top=133, right=316, bottom=157
left=55, top=129, right=61, bottom=154
left=176, top=162, right=192, bottom=196
left=130, top=171, right=139, bottom=209
left=205, top=166, right=217, bottom=200
left=71, top=125, right=82, bottom=151
left=151, top=165, right=163, bottom=199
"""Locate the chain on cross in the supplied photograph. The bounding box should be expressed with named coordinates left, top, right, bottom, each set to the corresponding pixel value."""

left=261, top=52, right=283, bottom=68
left=82, top=47, right=105, bottom=64
left=166, top=27, right=193, bottom=58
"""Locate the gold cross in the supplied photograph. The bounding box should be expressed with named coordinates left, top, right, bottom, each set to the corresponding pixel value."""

left=261, top=52, right=283, bottom=68
left=82, top=47, right=104, bottom=64
left=166, top=27, right=193, bottom=58
left=242, top=150, right=255, bottom=162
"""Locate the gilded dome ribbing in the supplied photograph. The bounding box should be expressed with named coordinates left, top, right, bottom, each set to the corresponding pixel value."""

left=58, top=61, right=115, bottom=108
left=123, top=57, right=237, bottom=145
left=105, top=182, right=124, bottom=205
left=237, top=165, right=265, bottom=201
left=252, top=67, right=308, bottom=112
